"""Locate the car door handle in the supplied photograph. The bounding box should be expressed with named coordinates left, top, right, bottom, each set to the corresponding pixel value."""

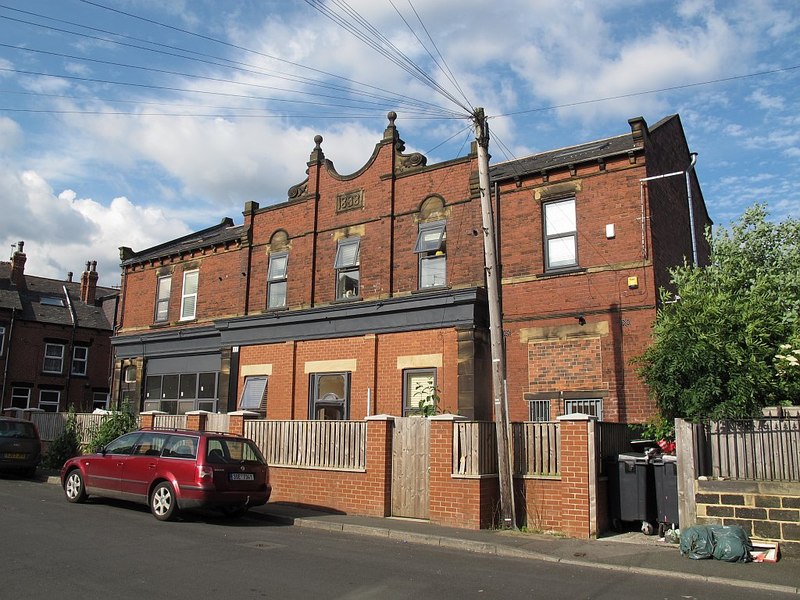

left=149, top=464, right=157, bottom=469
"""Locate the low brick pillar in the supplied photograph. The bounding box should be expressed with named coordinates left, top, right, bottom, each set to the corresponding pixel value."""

left=139, top=412, right=159, bottom=429
left=364, top=415, right=394, bottom=517
left=556, top=413, right=598, bottom=539
left=185, top=411, right=208, bottom=432
left=227, top=411, right=259, bottom=437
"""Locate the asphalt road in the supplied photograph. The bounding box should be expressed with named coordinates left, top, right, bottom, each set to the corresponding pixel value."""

left=0, top=474, right=789, bottom=600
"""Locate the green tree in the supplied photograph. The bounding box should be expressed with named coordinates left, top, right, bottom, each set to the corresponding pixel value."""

left=637, top=204, right=800, bottom=420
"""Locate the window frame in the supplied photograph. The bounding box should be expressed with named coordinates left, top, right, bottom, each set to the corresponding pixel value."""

left=415, top=221, right=447, bottom=289
left=0, top=325, right=5, bottom=355
left=309, top=372, right=350, bottom=420
left=334, top=238, right=361, bottom=300
left=402, top=368, right=437, bottom=416
left=124, top=365, right=137, bottom=383
left=38, top=389, right=60, bottom=412
left=239, top=375, right=268, bottom=414
left=543, top=197, right=578, bottom=271
left=43, top=342, right=65, bottom=374
left=155, top=275, right=172, bottom=322
left=72, top=345, right=89, bottom=376
left=267, top=252, right=288, bottom=309
left=11, top=387, right=31, bottom=409
left=180, top=269, right=199, bottom=321
left=564, top=397, right=603, bottom=421
left=528, top=399, right=551, bottom=422
left=92, top=392, right=108, bottom=411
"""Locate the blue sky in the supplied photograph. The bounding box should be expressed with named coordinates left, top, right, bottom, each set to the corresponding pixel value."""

left=1, top=0, right=797, bottom=286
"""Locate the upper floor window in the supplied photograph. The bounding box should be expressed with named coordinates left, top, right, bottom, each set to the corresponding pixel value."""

left=415, top=221, right=447, bottom=289
left=309, top=372, right=350, bottom=420
left=155, top=275, right=172, bottom=322
left=43, top=343, right=65, bottom=374
left=334, top=238, right=360, bottom=299
left=124, top=365, right=137, bottom=383
left=72, top=346, right=89, bottom=376
left=180, top=270, right=199, bottom=320
left=543, top=198, right=578, bottom=271
left=267, top=253, right=288, bottom=309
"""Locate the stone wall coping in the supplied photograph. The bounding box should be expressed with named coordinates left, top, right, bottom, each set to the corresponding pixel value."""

left=185, top=410, right=211, bottom=415
left=139, top=410, right=167, bottom=415
left=364, top=414, right=395, bottom=421
left=697, top=478, right=800, bottom=496
left=428, top=413, right=468, bottom=421
left=227, top=410, right=260, bottom=417
left=557, top=412, right=598, bottom=422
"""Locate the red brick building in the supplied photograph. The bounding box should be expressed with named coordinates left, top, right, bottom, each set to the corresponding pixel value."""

left=0, top=242, right=118, bottom=413
left=111, top=112, right=710, bottom=424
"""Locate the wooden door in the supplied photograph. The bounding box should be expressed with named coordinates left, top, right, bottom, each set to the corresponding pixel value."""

left=391, top=417, right=430, bottom=519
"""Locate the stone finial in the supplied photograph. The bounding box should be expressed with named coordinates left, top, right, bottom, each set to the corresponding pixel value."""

left=309, top=134, right=324, bottom=164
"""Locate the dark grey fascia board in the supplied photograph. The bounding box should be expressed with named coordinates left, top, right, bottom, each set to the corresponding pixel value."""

left=111, top=287, right=488, bottom=358
left=216, top=287, right=488, bottom=347
left=112, top=324, right=222, bottom=359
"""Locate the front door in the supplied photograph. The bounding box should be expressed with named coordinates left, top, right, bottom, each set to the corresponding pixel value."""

left=391, top=417, right=430, bottom=519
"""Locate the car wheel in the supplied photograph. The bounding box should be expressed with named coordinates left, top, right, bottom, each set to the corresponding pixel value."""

left=64, top=469, right=88, bottom=503
left=220, top=504, right=248, bottom=519
left=150, top=482, right=179, bottom=521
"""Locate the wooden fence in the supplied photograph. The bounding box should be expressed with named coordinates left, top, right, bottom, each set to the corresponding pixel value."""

left=453, top=421, right=497, bottom=476
left=453, top=421, right=561, bottom=477
left=700, top=418, right=800, bottom=482
left=512, top=422, right=560, bottom=476
left=153, top=414, right=187, bottom=430
left=28, top=412, right=110, bottom=446
left=245, top=420, right=367, bottom=471
left=206, top=413, right=230, bottom=433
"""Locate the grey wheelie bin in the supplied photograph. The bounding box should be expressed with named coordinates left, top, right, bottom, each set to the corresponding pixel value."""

left=606, top=452, right=656, bottom=529
left=652, top=454, right=679, bottom=528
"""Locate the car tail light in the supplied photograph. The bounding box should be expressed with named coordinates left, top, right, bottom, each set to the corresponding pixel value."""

left=197, top=465, right=213, bottom=481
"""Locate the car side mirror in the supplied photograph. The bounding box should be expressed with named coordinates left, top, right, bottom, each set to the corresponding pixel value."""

left=100, top=446, right=108, bottom=456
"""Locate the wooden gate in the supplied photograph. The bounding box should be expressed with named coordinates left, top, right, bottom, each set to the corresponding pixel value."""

left=391, top=417, right=430, bottom=519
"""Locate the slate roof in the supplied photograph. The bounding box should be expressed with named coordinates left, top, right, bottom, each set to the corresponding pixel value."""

left=122, top=218, right=243, bottom=266
left=0, top=262, right=117, bottom=331
left=489, top=115, right=674, bottom=182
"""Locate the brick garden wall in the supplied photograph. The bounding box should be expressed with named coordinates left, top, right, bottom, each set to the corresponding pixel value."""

left=694, top=479, right=800, bottom=557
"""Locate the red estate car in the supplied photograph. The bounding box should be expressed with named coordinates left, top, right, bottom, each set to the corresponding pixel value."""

left=60, top=428, right=271, bottom=521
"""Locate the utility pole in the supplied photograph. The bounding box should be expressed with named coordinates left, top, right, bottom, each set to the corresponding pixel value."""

left=473, top=107, right=516, bottom=529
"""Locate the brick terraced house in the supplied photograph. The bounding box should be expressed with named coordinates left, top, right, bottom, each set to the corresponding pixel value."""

left=1, top=242, right=118, bottom=413
left=111, top=112, right=710, bottom=425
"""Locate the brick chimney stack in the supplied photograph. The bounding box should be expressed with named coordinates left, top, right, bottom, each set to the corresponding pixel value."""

left=10, top=240, right=26, bottom=287
left=80, top=260, right=99, bottom=304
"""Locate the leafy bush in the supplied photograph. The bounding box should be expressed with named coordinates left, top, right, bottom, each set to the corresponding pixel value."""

left=88, top=407, right=138, bottom=452
left=43, top=409, right=81, bottom=469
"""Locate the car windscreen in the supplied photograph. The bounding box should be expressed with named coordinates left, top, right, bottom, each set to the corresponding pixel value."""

left=206, top=438, right=266, bottom=465
left=0, top=421, right=37, bottom=439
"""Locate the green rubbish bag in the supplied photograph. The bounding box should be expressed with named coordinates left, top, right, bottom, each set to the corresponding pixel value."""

left=679, top=525, right=752, bottom=562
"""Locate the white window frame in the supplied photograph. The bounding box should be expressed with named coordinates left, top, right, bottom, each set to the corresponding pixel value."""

left=72, top=346, right=89, bottom=376
left=544, top=198, right=578, bottom=271
left=38, top=389, right=60, bottom=412
left=124, top=365, right=137, bottom=383
left=180, top=269, right=199, bottom=321
left=43, top=343, right=65, bottom=374
left=155, top=275, right=172, bottom=322
left=415, top=221, right=447, bottom=289
left=334, top=238, right=360, bottom=299
left=11, top=387, right=31, bottom=409
left=267, top=253, right=288, bottom=309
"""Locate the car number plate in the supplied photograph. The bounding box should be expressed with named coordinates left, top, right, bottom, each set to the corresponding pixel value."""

left=229, top=472, right=254, bottom=481
left=3, top=453, right=26, bottom=460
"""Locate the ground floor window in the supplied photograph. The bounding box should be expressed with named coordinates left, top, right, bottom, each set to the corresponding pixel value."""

left=92, top=392, right=108, bottom=411
left=402, top=368, right=437, bottom=416
left=10, top=387, right=31, bottom=409
left=564, top=398, right=603, bottom=420
left=239, top=376, right=268, bottom=415
left=528, top=399, right=551, bottom=422
left=38, top=390, right=60, bottom=412
left=309, top=372, right=350, bottom=420
left=144, top=372, right=218, bottom=414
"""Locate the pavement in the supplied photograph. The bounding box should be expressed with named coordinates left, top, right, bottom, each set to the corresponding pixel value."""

left=43, top=471, right=799, bottom=595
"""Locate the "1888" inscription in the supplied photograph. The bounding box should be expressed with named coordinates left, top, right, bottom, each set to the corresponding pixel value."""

left=336, top=189, right=364, bottom=213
